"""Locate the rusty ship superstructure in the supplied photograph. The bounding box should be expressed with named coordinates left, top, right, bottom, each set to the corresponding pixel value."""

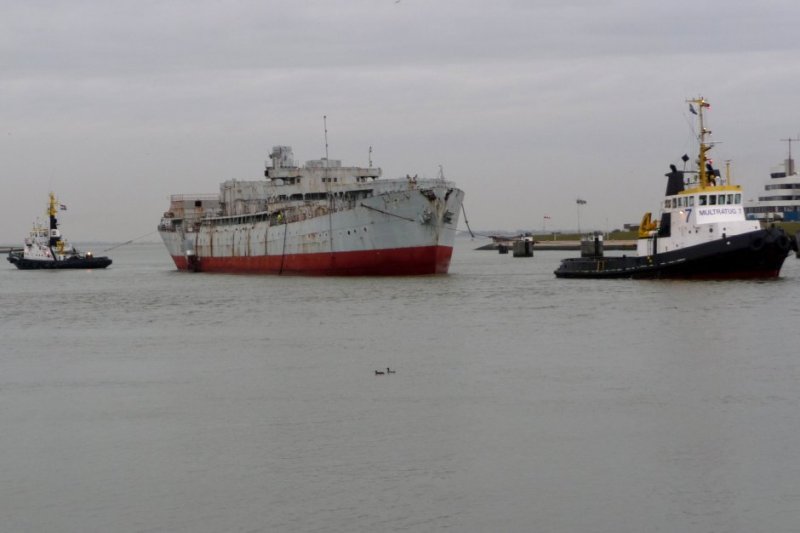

left=158, top=146, right=464, bottom=275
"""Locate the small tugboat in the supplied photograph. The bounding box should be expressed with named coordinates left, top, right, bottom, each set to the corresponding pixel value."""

left=555, top=97, right=796, bottom=279
left=7, top=192, right=112, bottom=270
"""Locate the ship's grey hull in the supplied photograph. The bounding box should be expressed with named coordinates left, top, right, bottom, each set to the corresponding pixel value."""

left=160, top=184, right=464, bottom=275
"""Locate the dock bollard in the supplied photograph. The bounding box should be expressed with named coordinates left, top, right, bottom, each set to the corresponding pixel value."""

left=513, top=239, right=533, bottom=257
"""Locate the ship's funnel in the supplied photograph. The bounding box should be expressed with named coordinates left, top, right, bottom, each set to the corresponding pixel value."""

left=270, top=146, right=295, bottom=169
left=665, top=164, right=685, bottom=195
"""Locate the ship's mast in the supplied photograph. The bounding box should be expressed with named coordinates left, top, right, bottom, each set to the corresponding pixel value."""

left=323, top=115, right=330, bottom=166
left=780, top=135, right=799, bottom=175
left=688, top=96, right=712, bottom=188
left=323, top=115, right=335, bottom=254
left=47, top=192, right=60, bottom=246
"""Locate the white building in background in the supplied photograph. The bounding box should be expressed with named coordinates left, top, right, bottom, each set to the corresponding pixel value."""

left=745, top=140, right=800, bottom=222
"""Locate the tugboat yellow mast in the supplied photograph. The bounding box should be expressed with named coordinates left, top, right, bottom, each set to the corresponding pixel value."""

left=7, top=192, right=113, bottom=269
left=47, top=191, right=66, bottom=255
left=688, top=96, right=713, bottom=188
left=553, top=96, right=797, bottom=279
left=47, top=191, right=58, bottom=218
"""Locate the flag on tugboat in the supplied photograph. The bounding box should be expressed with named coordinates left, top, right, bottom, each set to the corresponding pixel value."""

left=689, top=104, right=698, bottom=115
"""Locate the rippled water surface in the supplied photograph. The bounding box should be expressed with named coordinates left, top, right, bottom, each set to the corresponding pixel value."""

left=2, top=240, right=800, bottom=532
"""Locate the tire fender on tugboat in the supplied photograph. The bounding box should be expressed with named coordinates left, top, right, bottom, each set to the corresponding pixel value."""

left=750, top=236, right=765, bottom=251
left=775, top=234, right=790, bottom=252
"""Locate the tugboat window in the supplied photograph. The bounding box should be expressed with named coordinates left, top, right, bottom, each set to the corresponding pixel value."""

left=699, top=195, right=707, bottom=205
left=727, top=194, right=734, bottom=204
left=688, top=196, right=694, bottom=206
left=735, top=193, right=741, bottom=203
left=709, top=195, right=717, bottom=205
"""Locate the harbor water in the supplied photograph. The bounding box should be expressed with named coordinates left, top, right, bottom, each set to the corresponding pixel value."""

left=2, top=239, right=799, bottom=532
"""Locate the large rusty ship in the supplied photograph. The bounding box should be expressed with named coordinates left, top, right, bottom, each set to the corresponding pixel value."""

left=158, top=145, right=464, bottom=275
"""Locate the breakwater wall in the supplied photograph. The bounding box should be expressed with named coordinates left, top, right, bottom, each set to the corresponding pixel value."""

left=476, top=240, right=636, bottom=251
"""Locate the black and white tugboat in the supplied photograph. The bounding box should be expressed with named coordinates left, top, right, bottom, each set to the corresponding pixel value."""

left=7, top=192, right=112, bottom=270
left=555, top=97, right=796, bottom=279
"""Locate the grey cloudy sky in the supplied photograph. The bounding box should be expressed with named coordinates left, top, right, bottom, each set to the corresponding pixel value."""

left=2, top=0, right=799, bottom=243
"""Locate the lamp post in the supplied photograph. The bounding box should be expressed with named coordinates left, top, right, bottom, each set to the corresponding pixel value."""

left=576, top=198, right=587, bottom=235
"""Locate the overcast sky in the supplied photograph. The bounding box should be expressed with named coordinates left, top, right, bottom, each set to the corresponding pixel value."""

left=2, top=0, right=800, bottom=244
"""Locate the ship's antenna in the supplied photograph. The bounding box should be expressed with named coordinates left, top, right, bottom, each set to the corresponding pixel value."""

left=324, top=115, right=329, bottom=166
left=780, top=135, right=799, bottom=175
left=780, top=136, right=798, bottom=160
left=368, top=145, right=372, bottom=167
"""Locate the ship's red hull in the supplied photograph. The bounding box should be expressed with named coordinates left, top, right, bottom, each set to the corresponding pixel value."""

left=170, top=245, right=454, bottom=275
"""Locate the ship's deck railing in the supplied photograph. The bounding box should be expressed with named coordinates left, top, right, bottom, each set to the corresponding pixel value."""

left=168, top=179, right=459, bottom=214
left=368, top=177, right=459, bottom=191
left=170, top=194, right=219, bottom=202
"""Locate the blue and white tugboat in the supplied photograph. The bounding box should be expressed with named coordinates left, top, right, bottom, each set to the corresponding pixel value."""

left=555, top=97, right=796, bottom=279
left=7, top=192, right=112, bottom=270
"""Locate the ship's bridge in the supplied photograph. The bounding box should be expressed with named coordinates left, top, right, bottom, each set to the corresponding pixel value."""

left=663, top=187, right=743, bottom=211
